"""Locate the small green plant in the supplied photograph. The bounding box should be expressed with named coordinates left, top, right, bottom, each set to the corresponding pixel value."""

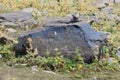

left=0, top=43, right=14, bottom=61
left=0, top=0, right=120, bottom=79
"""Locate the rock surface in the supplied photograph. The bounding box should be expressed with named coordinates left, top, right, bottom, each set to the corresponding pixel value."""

left=15, top=17, right=107, bottom=63
left=22, top=7, right=42, bottom=16
left=0, top=12, right=37, bottom=29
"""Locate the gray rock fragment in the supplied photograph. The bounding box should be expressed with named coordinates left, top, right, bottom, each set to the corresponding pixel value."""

left=101, top=6, right=113, bottom=14
left=0, top=12, right=37, bottom=29
left=107, top=57, right=118, bottom=64
left=94, top=0, right=120, bottom=7
left=6, top=28, right=17, bottom=33
left=22, top=7, right=42, bottom=16
left=107, top=14, right=115, bottom=21
left=95, top=0, right=107, bottom=8
left=15, top=17, right=107, bottom=63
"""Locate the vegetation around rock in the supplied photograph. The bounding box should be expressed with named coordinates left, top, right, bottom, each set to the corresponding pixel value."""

left=0, top=0, right=120, bottom=80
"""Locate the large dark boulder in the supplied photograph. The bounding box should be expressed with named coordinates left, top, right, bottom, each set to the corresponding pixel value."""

left=0, top=12, right=37, bottom=29
left=15, top=17, right=107, bottom=63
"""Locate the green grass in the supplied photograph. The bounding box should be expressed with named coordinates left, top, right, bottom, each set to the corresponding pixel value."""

left=0, top=0, right=120, bottom=79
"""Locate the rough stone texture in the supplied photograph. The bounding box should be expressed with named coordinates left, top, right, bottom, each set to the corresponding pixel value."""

left=0, top=12, right=37, bottom=29
left=101, top=6, right=113, bottom=14
left=94, top=0, right=120, bottom=7
left=15, top=17, right=107, bottom=63
left=89, top=0, right=119, bottom=25
left=22, top=7, right=42, bottom=16
left=81, top=15, right=103, bottom=24
left=6, top=28, right=17, bottom=33
left=67, top=14, right=104, bottom=25
left=95, top=0, right=106, bottom=8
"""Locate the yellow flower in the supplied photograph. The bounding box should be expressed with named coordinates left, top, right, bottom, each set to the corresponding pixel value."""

left=69, top=67, right=75, bottom=71
left=77, top=64, right=83, bottom=70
